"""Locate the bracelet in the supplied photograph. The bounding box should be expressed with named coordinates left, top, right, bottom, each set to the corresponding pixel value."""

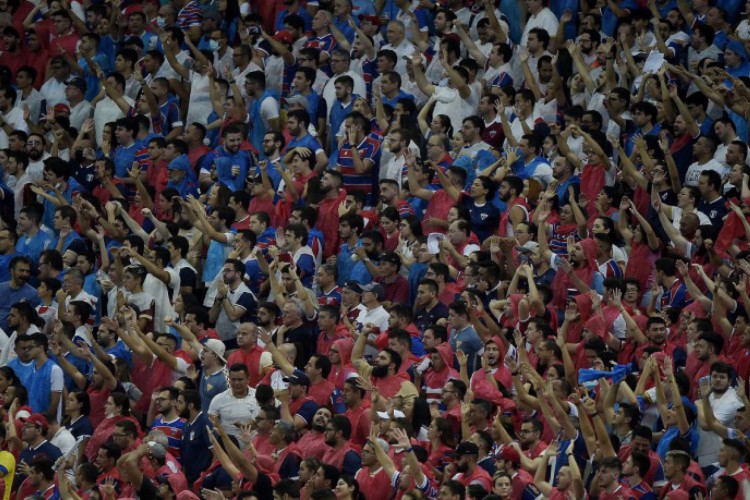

left=404, top=446, right=414, bottom=453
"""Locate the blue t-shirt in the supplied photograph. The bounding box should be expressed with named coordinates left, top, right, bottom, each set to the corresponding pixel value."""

left=449, top=325, right=483, bottom=375
left=181, top=411, right=213, bottom=482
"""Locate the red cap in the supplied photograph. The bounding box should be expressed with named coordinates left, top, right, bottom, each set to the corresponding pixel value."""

left=53, top=103, right=71, bottom=114
left=497, top=446, right=521, bottom=465
left=273, top=30, right=293, bottom=45
left=22, top=413, right=49, bottom=430
left=358, top=14, right=381, bottom=26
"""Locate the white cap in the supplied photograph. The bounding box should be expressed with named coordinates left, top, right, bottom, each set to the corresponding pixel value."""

left=203, top=339, right=227, bottom=363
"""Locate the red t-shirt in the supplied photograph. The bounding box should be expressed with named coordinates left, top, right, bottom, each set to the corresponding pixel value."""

left=356, top=466, right=392, bottom=499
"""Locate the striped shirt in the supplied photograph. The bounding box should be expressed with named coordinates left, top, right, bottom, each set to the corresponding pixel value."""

left=177, top=0, right=202, bottom=29
left=304, top=33, right=337, bottom=57
left=151, top=416, right=187, bottom=458
left=336, top=136, right=380, bottom=204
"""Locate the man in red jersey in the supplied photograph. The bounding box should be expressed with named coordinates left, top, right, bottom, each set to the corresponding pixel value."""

left=594, top=456, right=635, bottom=500
left=318, top=170, right=347, bottom=259
left=446, top=441, right=492, bottom=491
left=354, top=438, right=392, bottom=499
left=226, top=323, right=268, bottom=388
left=659, top=451, right=706, bottom=499
left=712, top=439, right=750, bottom=500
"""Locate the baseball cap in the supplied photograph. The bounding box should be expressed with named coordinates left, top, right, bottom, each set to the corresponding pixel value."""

left=66, top=239, right=89, bottom=256
left=497, top=446, right=521, bottom=464
left=286, top=94, right=309, bottom=111
left=380, top=252, right=401, bottom=267
left=273, top=30, right=293, bottom=45
left=283, top=369, right=310, bottom=387
left=67, top=77, right=87, bottom=94
left=517, top=241, right=539, bottom=253
left=168, top=155, right=190, bottom=172
left=203, top=339, right=227, bottom=363
left=53, top=103, right=71, bottom=114
left=343, top=280, right=363, bottom=294
left=360, top=282, right=385, bottom=301
left=21, top=413, right=48, bottom=430
left=455, top=441, right=480, bottom=456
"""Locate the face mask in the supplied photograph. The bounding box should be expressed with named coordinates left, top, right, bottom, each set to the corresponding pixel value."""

left=208, top=39, right=219, bottom=51
left=156, top=16, right=166, bottom=28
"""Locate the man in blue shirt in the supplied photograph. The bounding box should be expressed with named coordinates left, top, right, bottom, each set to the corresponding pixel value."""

left=200, top=124, right=255, bottom=193
left=178, top=389, right=213, bottom=484
left=166, top=155, right=199, bottom=198
left=15, top=205, right=52, bottom=273
left=17, top=413, right=62, bottom=488
left=0, top=228, right=19, bottom=283
left=111, top=116, right=140, bottom=181
left=335, top=213, right=369, bottom=286
left=448, top=300, right=483, bottom=376
left=0, top=256, right=39, bottom=332
left=378, top=71, right=415, bottom=109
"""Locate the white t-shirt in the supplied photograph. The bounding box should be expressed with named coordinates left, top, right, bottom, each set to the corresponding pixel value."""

left=185, top=71, right=213, bottom=128
left=69, top=100, right=93, bottom=131
left=322, top=70, right=367, bottom=119
left=357, top=304, right=390, bottom=359
left=258, top=95, right=280, bottom=130
left=684, top=159, right=728, bottom=186
left=695, top=389, right=744, bottom=467
left=39, top=78, right=67, bottom=107
left=434, top=86, right=474, bottom=137
left=207, top=388, right=260, bottom=439
left=4, top=106, right=29, bottom=134
left=520, top=8, right=559, bottom=46
left=382, top=39, right=417, bottom=74
left=94, top=96, right=134, bottom=146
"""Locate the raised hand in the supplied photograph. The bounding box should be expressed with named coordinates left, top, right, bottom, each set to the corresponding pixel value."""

left=456, top=349, right=468, bottom=367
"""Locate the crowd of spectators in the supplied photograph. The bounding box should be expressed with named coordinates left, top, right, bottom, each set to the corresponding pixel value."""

left=2, top=0, right=750, bottom=499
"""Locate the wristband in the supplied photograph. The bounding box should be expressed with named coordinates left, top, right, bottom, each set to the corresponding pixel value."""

left=404, top=447, right=414, bottom=453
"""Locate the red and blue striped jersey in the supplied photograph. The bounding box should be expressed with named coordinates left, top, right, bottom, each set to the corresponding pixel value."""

left=177, top=0, right=202, bottom=29
left=336, top=136, right=380, bottom=204
left=304, top=34, right=337, bottom=57
left=151, top=416, right=187, bottom=458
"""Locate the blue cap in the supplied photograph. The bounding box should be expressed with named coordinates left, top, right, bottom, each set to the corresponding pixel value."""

left=168, top=155, right=190, bottom=172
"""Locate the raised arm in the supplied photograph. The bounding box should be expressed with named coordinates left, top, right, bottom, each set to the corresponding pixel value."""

left=160, top=33, right=190, bottom=80
left=417, top=96, right=437, bottom=137
left=409, top=53, right=436, bottom=96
